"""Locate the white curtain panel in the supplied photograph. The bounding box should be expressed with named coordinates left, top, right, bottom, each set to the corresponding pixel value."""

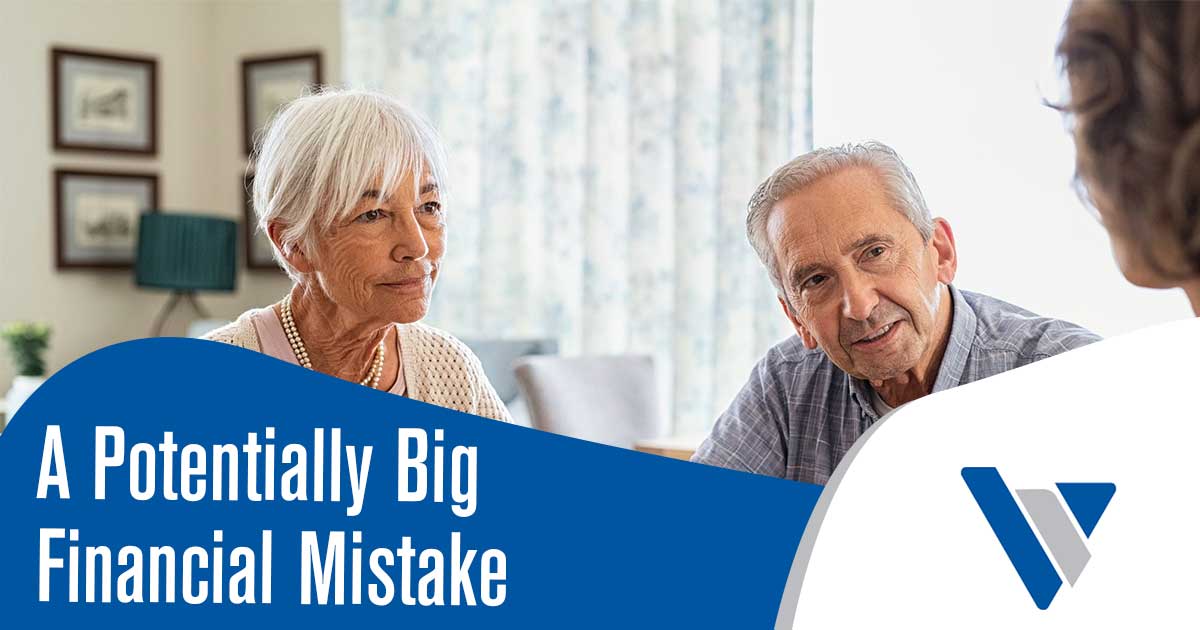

left=343, top=0, right=813, bottom=435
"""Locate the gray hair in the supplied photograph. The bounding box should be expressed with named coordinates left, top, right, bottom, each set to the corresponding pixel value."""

left=746, top=141, right=933, bottom=292
left=251, top=87, right=449, bottom=281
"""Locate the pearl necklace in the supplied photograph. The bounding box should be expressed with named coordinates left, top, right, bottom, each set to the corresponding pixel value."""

left=280, top=296, right=386, bottom=389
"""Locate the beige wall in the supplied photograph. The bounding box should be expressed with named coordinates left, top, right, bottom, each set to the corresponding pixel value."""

left=0, top=0, right=340, bottom=389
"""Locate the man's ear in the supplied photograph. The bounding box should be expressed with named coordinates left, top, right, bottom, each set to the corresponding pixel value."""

left=267, top=221, right=314, bottom=274
left=778, top=294, right=818, bottom=350
left=930, top=217, right=958, bottom=285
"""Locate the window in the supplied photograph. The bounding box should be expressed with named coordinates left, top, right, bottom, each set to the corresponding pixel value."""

left=812, top=0, right=1184, bottom=334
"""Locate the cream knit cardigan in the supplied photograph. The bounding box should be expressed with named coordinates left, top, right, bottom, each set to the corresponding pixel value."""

left=203, top=308, right=512, bottom=423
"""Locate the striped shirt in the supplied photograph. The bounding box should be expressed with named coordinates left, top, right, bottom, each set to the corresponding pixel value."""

left=691, top=285, right=1100, bottom=485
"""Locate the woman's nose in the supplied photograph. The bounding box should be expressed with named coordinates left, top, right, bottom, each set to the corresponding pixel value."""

left=391, top=208, right=430, bottom=262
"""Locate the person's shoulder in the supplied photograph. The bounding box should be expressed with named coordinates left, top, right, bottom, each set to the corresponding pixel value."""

left=745, top=333, right=843, bottom=394
left=399, top=321, right=479, bottom=365
left=201, top=321, right=240, bottom=344
left=961, top=289, right=1101, bottom=361
left=200, top=308, right=264, bottom=350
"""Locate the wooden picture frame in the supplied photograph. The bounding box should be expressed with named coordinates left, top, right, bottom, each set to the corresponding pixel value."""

left=243, top=171, right=279, bottom=270
left=54, top=169, right=159, bottom=269
left=51, top=47, right=158, bottom=155
left=242, top=51, right=322, bottom=155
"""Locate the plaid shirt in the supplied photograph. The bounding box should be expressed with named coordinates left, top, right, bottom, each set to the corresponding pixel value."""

left=691, top=285, right=1100, bottom=485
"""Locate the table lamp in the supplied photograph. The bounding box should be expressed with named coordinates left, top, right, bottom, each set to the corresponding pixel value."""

left=136, top=212, right=237, bottom=336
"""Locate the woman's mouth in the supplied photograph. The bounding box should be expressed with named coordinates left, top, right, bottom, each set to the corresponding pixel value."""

left=379, top=276, right=429, bottom=292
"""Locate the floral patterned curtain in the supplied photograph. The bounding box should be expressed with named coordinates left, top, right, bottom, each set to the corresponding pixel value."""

left=343, top=0, right=813, bottom=435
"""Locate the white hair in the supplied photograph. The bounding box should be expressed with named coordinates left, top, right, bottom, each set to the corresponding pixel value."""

left=251, top=87, right=449, bottom=281
left=746, top=141, right=934, bottom=292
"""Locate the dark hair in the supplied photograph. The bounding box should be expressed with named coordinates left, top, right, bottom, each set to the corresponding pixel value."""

left=1056, top=0, right=1200, bottom=278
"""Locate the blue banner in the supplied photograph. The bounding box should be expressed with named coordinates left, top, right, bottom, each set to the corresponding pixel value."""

left=0, top=339, right=820, bottom=627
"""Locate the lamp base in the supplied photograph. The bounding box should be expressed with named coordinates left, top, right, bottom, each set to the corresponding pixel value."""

left=150, top=291, right=211, bottom=337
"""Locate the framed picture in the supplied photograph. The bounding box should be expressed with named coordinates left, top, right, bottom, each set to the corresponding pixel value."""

left=242, top=51, right=322, bottom=155
left=54, top=169, right=159, bottom=269
left=243, top=171, right=278, bottom=270
left=51, top=47, right=157, bottom=155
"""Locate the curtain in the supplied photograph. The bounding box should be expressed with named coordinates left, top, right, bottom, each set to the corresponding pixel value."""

left=343, top=0, right=813, bottom=435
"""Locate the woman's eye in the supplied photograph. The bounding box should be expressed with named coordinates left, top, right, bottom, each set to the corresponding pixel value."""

left=355, top=209, right=386, bottom=223
left=865, top=245, right=885, bottom=259
left=420, top=201, right=442, bottom=215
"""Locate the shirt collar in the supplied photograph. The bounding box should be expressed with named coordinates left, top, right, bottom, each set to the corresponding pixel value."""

left=847, top=284, right=978, bottom=420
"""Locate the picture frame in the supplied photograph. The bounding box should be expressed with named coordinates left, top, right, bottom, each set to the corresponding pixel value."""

left=54, top=169, right=159, bottom=270
left=242, top=171, right=279, bottom=270
left=242, top=51, right=322, bottom=155
left=51, top=47, right=158, bottom=155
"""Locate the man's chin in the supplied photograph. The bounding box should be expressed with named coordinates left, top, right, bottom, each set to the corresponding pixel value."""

left=845, top=334, right=924, bottom=382
left=855, top=367, right=907, bottom=383
left=847, top=353, right=921, bottom=383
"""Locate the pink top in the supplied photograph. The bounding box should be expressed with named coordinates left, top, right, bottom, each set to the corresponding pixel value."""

left=250, top=307, right=407, bottom=396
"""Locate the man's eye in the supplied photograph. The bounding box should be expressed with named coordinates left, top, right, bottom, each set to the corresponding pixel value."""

left=420, top=201, right=443, bottom=215
left=865, top=245, right=886, bottom=259
left=356, top=209, right=386, bottom=223
left=803, top=274, right=827, bottom=289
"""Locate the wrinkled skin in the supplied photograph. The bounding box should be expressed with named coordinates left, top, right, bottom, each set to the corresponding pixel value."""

left=769, top=167, right=958, bottom=407
left=268, top=171, right=445, bottom=388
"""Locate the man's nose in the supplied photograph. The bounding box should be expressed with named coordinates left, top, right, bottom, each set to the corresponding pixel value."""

left=391, top=207, right=430, bottom=262
left=841, top=272, right=879, bottom=322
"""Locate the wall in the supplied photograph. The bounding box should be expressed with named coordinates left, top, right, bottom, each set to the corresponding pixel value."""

left=0, top=0, right=340, bottom=390
left=812, top=0, right=1189, bottom=337
left=206, top=0, right=342, bottom=323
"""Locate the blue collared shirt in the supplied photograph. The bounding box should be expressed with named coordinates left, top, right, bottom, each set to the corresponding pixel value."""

left=691, top=285, right=1101, bottom=484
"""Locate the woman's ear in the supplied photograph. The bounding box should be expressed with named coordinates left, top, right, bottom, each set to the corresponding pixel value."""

left=267, top=222, right=314, bottom=274
left=930, top=217, right=958, bottom=285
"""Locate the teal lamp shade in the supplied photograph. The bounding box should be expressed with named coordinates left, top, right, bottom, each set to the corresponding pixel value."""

left=136, top=213, right=236, bottom=291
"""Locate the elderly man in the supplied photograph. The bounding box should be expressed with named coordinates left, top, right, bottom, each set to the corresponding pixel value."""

left=692, top=142, right=1099, bottom=484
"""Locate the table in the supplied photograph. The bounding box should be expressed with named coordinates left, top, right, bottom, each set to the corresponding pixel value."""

left=632, top=434, right=706, bottom=461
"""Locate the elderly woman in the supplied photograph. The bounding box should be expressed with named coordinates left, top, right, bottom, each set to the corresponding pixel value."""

left=1057, top=0, right=1200, bottom=316
left=205, top=89, right=510, bottom=422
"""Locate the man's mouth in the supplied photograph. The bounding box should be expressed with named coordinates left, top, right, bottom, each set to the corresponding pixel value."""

left=853, top=321, right=898, bottom=346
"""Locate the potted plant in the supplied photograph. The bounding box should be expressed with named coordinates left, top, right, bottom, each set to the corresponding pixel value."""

left=2, top=322, right=51, bottom=425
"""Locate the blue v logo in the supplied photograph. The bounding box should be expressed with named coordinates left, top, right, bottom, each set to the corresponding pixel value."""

left=961, top=467, right=1115, bottom=609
